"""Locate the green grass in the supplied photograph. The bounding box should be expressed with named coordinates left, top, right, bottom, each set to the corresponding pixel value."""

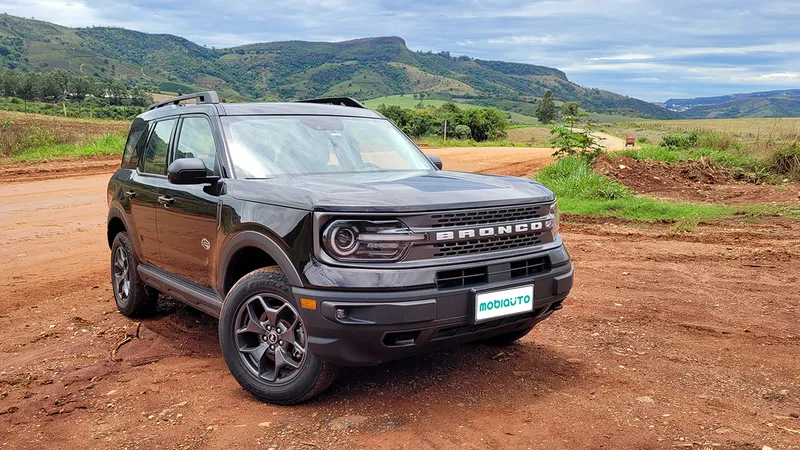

left=556, top=196, right=736, bottom=222
left=415, top=137, right=532, bottom=147
left=535, top=156, right=796, bottom=223
left=9, top=134, right=125, bottom=162
left=618, top=144, right=764, bottom=172
left=536, top=157, right=631, bottom=200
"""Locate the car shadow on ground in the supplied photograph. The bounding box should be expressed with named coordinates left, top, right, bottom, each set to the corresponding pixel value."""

left=141, top=301, right=583, bottom=408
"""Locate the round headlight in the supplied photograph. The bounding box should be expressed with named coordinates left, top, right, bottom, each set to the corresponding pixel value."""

left=330, top=226, right=359, bottom=256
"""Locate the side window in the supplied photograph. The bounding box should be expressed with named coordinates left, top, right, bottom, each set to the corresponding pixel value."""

left=141, top=119, right=176, bottom=175
left=121, top=118, right=148, bottom=169
left=175, top=117, right=217, bottom=175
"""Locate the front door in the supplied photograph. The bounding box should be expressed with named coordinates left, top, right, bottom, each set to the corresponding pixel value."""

left=156, top=115, right=222, bottom=288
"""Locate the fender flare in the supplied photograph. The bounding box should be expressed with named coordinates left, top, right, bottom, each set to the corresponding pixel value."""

left=106, top=205, right=131, bottom=247
left=218, top=230, right=303, bottom=294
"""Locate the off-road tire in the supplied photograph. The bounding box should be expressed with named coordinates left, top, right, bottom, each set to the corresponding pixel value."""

left=219, top=267, right=339, bottom=405
left=110, top=232, right=158, bottom=317
left=479, top=326, right=534, bottom=346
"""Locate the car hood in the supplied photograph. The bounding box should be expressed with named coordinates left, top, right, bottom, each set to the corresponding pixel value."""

left=230, top=170, right=555, bottom=212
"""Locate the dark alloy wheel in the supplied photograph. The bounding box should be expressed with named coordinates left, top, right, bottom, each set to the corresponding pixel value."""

left=110, top=231, right=158, bottom=318
left=234, top=294, right=307, bottom=383
left=112, top=246, right=131, bottom=307
left=219, top=267, right=338, bottom=405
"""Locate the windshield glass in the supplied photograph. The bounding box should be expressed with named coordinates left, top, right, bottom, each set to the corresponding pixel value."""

left=221, top=116, right=434, bottom=178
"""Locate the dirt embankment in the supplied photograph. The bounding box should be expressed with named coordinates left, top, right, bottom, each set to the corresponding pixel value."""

left=0, top=156, right=121, bottom=183
left=593, top=155, right=800, bottom=205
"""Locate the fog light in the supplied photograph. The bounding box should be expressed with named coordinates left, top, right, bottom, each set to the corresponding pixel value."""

left=335, top=308, right=347, bottom=319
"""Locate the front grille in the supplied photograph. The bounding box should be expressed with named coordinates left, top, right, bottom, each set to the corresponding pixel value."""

left=436, top=267, right=488, bottom=289
left=510, top=257, right=549, bottom=278
left=433, top=232, right=543, bottom=257
left=435, top=256, right=549, bottom=289
left=429, top=205, right=546, bottom=228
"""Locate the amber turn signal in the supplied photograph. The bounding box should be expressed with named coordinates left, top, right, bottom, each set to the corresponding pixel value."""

left=299, top=298, right=317, bottom=310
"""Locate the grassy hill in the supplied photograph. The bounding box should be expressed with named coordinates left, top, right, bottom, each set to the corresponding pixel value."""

left=678, top=97, right=800, bottom=119
left=665, top=89, right=800, bottom=110
left=0, top=13, right=676, bottom=119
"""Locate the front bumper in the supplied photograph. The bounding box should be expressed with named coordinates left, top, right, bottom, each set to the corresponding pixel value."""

left=293, top=254, right=574, bottom=366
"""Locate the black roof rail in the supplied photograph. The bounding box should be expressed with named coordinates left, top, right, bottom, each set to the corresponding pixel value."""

left=147, top=91, right=220, bottom=111
left=297, top=97, right=366, bottom=109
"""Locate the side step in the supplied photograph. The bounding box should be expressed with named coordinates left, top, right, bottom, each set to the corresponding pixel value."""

left=137, top=264, right=223, bottom=318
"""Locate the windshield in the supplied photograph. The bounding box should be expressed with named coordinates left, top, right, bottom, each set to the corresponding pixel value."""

left=222, top=116, right=434, bottom=178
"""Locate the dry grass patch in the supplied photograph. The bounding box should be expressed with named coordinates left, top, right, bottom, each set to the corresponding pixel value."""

left=0, top=111, right=128, bottom=157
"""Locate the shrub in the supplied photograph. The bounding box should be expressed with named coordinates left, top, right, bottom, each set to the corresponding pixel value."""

left=636, top=136, right=648, bottom=144
left=767, top=141, right=800, bottom=180
left=697, top=132, right=743, bottom=152
left=661, top=132, right=699, bottom=149
left=550, top=115, right=606, bottom=161
left=452, top=124, right=471, bottom=139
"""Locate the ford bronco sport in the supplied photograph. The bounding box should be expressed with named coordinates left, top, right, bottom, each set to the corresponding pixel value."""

left=106, top=92, right=574, bottom=404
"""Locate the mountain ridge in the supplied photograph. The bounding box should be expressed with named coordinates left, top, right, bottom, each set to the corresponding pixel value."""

left=0, top=13, right=677, bottom=118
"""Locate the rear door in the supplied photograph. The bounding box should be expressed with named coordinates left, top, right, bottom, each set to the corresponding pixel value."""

left=131, top=118, right=177, bottom=265
left=156, top=115, right=222, bottom=288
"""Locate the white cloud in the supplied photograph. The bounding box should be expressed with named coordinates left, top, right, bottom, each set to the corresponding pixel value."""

left=2, top=0, right=102, bottom=26
left=588, top=54, right=654, bottom=61
left=487, top=34, right=559, bottom=45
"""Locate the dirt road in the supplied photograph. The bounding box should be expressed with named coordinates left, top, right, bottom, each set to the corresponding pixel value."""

left=1, top=156, right=799, bottom=449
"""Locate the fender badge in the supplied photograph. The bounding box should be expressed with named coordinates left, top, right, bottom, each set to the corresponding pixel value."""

left=201, top=238, right=211, bottom=250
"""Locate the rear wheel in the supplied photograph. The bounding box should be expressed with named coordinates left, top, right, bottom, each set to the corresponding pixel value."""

left=479, top=326, right=534, bottom=346
left=110, top=232, right=158, bottom=317
left=219, top=267, right=338, bottom=404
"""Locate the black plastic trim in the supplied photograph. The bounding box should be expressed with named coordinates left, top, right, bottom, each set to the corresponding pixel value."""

left=218, top=230, right=303, bottom=292
left=319, top=299, right=437, bottom=325
left=138, top=264, right=223, bottom=317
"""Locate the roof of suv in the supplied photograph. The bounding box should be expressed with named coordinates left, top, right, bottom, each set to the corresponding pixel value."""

left=139, top=92, right=383, bottom=120
left=217, top=102, right=382, bottom=118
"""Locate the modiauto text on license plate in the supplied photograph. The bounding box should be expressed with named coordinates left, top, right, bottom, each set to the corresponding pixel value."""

left=474, top=285, right=534, bottom=323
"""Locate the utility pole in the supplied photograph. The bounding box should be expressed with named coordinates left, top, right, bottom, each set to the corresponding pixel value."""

left=443, top=120, right=448, bottom=140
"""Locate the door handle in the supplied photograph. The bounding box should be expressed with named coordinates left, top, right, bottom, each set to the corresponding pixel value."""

left=123, top=190, right=136, bottom=199
left=158, top=195, right=175, bottom=207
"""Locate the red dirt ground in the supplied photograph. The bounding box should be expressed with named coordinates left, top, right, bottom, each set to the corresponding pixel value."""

left=593, top=155, right=800, bottom=206
left=0, top=155, right=799, bottom=449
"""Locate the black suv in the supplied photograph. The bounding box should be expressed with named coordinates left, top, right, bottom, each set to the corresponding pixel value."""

left=107, top=92, right=574, bottom=404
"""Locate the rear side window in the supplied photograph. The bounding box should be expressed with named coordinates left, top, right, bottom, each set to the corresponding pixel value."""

left=141, top=119, right=176, bottom=175
left=121, top=118, right=148, bottom=169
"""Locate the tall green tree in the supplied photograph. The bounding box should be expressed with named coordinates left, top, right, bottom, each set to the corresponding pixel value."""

left=561, top=101, right=580, bottom=117
left=536, top=90, right=557, bottom=124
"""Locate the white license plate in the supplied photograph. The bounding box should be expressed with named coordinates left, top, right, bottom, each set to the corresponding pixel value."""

left=474, top=285, right=534, bottom=323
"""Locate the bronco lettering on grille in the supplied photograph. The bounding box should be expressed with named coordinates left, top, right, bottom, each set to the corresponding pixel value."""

left=434, top=220, right=550, bottom=242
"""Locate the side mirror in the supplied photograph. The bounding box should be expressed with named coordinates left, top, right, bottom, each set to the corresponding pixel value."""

left=167, top=158, right=219, bottom=185
left=426, top=154, right=443, bottom=170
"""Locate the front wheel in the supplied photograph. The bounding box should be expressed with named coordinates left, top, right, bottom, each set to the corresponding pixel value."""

left=219, top=267, right=338, bottom=405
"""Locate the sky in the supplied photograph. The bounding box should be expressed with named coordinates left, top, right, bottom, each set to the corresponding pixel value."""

left=2, top=0, right=799, bottom=102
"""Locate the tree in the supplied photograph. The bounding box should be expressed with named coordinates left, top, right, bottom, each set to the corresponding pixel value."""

left=536, top=90, right=557, bottom=124
left=51, top=69, right=72, bottom=116
left=561, top=101, right=580, bottom=117
left=549, top=114, right=605, bottom=160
